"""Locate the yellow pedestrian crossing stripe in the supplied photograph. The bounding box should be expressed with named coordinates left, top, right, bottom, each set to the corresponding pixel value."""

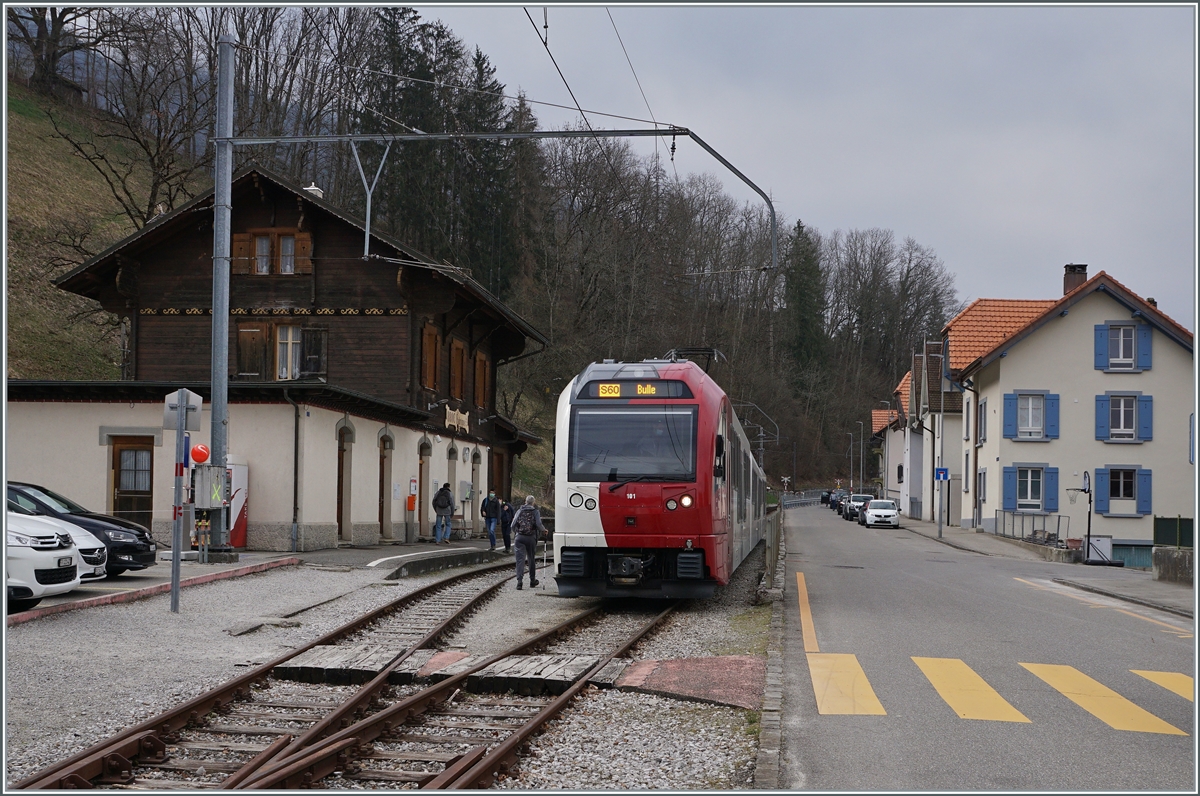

left=912, top=657, right=1030, bottom=723
left=1131, top=670, right=1195, bottom=702
left=1020, top=663, right=1188, bottom=735
left=806, top=653, right=887, bottom=715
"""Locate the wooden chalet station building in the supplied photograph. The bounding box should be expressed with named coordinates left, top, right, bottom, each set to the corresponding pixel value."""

left=7, top=166, right=545, bottom=551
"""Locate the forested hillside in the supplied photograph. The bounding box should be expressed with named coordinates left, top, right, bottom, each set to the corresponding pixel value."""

left=6, top=6, right=961, bottom=486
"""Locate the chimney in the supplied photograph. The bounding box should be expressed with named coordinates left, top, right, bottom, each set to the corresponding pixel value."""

left=303, top=182, right=324, bottom=199
left=1063, top=263, right=1088, bottom=295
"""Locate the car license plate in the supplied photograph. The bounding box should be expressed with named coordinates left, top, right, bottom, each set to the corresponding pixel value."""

left=150, top=544, right=157, bottom=552
left=58, top=557, right=73, bottom=567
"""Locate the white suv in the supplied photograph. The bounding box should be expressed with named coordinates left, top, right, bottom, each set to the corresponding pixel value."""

left=6, top=511, right=83, bottom=614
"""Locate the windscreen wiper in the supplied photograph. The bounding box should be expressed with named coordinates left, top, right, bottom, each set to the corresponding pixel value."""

left=607, top=475, right=678, bottom=492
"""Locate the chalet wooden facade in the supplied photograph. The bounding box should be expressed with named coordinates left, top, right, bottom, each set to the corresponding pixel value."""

left=7, top=166, right=545, bottom=551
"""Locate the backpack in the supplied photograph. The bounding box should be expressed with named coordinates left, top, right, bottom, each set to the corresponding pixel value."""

left=433, top=489, right=452, bottom=510
left=513, top=507, right=537, bottom=536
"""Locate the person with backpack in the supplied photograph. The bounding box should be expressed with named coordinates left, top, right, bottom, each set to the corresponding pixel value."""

left=499, top=499, right=515, bottom=553
left=480, top=489, right=502, bottom=551
left=432, top=483, right=455, bottom=544
left=511, top=495, right=545, bottom=590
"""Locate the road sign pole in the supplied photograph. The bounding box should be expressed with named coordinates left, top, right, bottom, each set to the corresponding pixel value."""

left=170, top=388, right=185, bottom=613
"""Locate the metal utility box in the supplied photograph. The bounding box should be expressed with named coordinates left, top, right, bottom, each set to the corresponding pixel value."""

left=192, top=464, right=231, bottom=509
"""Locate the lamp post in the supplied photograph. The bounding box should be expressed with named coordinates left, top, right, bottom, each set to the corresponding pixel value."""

left=879, top=401, right=892, bottom=498
left=856, top=420, right=865, bottom=494
left=847, top=432, right=855, bottom=492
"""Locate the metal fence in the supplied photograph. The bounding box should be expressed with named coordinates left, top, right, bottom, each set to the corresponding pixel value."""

left=763, top=504, right=782, bottom=589
left=993, top=510, right=1070, bottom=546
left=1153, top=516, right=1193, bottom=548
left=779, top=489, right=823, bottom=509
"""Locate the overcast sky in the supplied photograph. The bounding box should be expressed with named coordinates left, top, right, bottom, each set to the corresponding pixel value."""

left=416, top=3, right=1196, bottom=331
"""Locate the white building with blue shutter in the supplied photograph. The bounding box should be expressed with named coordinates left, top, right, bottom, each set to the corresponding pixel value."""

left=948, top=265, right=1193, bottom=565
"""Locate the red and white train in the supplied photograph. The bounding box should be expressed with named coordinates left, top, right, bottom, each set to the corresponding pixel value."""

left=552, top=357, right=767, bottom=598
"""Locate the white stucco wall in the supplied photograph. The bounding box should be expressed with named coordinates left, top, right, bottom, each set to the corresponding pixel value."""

left=959, top=289, right=1194, bottom=542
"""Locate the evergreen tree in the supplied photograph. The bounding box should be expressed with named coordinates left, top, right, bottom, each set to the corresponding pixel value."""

left=785, top=220, right=827, bottom=367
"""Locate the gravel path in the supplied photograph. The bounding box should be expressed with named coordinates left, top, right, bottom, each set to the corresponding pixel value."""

left=5, top=546, right=771, bottom=789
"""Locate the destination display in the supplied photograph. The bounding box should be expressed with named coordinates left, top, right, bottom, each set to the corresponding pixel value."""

left=583, top=380, right=693, bottom=399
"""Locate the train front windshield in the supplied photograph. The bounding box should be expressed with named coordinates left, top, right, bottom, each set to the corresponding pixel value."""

left=569, top=406, right=697, bottom=481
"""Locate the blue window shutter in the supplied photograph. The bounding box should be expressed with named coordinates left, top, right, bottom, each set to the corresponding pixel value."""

left=1095, top=395, right=1109, bottom=440
left=1044, top=467, right=1059, bottom=512
left=1002, top=467, right=1017, bottom=511
left=1137, top=395, right=1153, bottom=441
left=1003, top=394, right=1018, bottom=438
left=1094, top=469, right=1110, bottom=514
left=1136, top=325, right=1152, bottom=370
left=1094, top=325, right=1108, bottom=369
left=1136, top=469, right=1152, bottom=515
left=1045, top=394, right=1060, bottom=439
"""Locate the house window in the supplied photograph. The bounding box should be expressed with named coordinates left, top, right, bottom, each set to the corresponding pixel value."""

left=964, top=451, right=971, bottom=492
left=421, top=324, right=440, bottom=391
left=1017, top=467, right=1042, bottom=510
left=977, top=398, right=987, bottom=444
left=474, top=352, right=489, bottom=408
left=1109, top=396, right=1136, bottom=440
left=255, top=235, right=271, bottom=274
left=1018, top=394, right=1043, bottom=438
left=977, top=469, right=987, bottom=503
left=277, top=325, right=302, bottom=380
left=963, top=401, right=971, bottom=440
left=279, top=235, right=296, bottom=274
left=1108, top=326, right=1135, bottom=369
left=449, top=339, right=466, bottom=400
left=1110, top=468, right=1136, bottom=500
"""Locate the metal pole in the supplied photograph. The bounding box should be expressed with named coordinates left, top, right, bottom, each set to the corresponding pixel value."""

left=879, top=401, right=891, bottom=498
left=847, top=432, right=854, bottom=492
left=856, top=420, right=864, bottom=494
left=170, top=388, right=185, bottom=613
left=210, top=33, right=235, bottom=552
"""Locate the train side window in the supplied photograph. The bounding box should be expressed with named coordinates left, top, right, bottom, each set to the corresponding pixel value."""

left=714, top=434, right=726, bottom=478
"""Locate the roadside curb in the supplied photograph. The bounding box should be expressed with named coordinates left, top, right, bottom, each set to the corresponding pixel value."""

left=1052, top=578, right=1194, bottom=620
left=901, top=525, right=993, bottom=556
left=753, top=539, right=787, bottom=789
left=6, top=557, right=302, bottom=626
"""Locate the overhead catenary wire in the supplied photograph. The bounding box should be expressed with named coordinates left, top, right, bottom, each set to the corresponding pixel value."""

left=606, top=7, right=677, bottom=181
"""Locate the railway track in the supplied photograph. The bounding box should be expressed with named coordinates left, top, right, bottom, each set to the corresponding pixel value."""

left=14, top=562, right=679, bottom=791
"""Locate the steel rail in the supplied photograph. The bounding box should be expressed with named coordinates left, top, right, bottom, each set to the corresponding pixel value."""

left=234, top=604, right=607, bottom=789
left=13, top=561, right=513, bottom=790
left=440, top=601, right=678, bottom=790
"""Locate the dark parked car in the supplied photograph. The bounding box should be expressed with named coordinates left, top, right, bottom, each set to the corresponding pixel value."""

left=843, top=494, right=874, bottom=521
left=821, top=491, right=832, bottom=505
left=7, top=482, right=156, bottom=577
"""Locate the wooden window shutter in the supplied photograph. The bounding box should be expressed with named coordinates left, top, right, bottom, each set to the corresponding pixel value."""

left=450, top=340, right=465, bottom=400
left=300, top=328, right=327, bottom=377
left=295, top=232, right=313, bottom=274
left=236, top=322, right=269, bottom=378
left=232, top=233, right=252, bottom=275
left=422, top=325, right=438, bottom=390
left=474, top=353, right=488, bottom=408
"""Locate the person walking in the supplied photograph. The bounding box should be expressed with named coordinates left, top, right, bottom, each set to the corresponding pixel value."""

left=480, top=489, right=502, bottom=551
left=511, top=495, right=545, bottom=590
left=432, top=483, right=454, bottom=544
left=499, top=499, right=514, bottom=553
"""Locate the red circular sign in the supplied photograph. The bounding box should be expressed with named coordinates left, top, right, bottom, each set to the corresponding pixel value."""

left=191, top=444, right=210, bottom=463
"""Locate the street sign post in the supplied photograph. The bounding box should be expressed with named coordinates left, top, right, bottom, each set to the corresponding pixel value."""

left=163, top=388, right=202, bottom=613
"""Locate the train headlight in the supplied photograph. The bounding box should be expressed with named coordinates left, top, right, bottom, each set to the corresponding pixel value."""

left=665, top=499, right=678, bottom=511
left=569, top=492, right=584, bottom=508
left=584, top=498, right=596, bottom=511
left=680, top=494, right=694, bottom=508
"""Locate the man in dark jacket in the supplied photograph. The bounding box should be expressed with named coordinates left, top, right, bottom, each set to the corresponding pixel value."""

left=499, top=500, right=514, bottom=553
left=511, top=495, right=545, bottom=590
left=432, top=484, right=454, bottom=544
left=480, top=489, right=502, bottom=551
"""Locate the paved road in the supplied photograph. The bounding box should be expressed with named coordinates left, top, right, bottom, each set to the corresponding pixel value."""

left=781, top=507, right=1195, bottom=791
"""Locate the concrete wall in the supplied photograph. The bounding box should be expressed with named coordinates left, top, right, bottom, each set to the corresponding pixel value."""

left=957, top=290, right=1194, bottom=542
left=6, top=399, right=490, bottom=552
left=1152, top=547, right=1193, bottom=584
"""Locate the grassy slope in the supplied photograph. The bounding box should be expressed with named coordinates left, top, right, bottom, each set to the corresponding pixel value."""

left=6, top=81, right=136, bottom=379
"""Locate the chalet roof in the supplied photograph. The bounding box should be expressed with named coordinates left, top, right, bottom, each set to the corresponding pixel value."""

left=53, top=164, right=548, bottom=348
left=894, top=371, right=912, bottom=416
left=942, top=299, right=1057, bottom=373
left=955, top=270, right=1193, bottom=377
left=871, top=409, right=898, bottom=434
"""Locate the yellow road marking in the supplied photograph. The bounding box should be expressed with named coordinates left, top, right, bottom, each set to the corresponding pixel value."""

left=807, top=653, right=886, bottom=715
left=796, top=572, right=819, bottom=653
left=1131, top=671, right=1195, bottom=702
left=1021, top=663, right=1187, bottom=735
left=1113, top=608, right=1192, bottom=635
left=912, top=657, right=1030, bottom=722
left=1015, top=578, right=1194, bottom=635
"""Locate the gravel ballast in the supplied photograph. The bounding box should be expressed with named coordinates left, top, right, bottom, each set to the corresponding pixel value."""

left=6, top=545, right=771, bottom=789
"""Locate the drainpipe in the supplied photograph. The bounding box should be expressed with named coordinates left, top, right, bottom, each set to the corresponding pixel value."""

left=283, top=389, right=300, bottom=553
left=958, top=377, right=981, bottom=531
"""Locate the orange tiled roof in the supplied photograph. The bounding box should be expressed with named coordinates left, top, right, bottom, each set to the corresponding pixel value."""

left=871, top=409, right=898, bottom=434
left=942, top=299, right=1057, bottom=372
left=894, top=371, right=911, bottom=415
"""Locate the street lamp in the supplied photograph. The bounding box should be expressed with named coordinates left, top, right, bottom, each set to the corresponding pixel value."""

left=856, top=420, right=865, bottom=494
left=847, top=432, right=855, bottom=492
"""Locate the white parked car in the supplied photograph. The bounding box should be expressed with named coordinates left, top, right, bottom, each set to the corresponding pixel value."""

left=9, top=499, right=107, bottom=581
left=6, top=511, right=83, bottom=614
left=861, top=499, right=900, bottom=528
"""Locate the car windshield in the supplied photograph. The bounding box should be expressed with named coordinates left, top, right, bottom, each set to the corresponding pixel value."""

left=569, top=406, right=697, bottom=481
left=852, top=494, right=873, bottom=502
left=870, top=500, right=897, bottom=510
left=11, top=484, right=89, bottom=514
